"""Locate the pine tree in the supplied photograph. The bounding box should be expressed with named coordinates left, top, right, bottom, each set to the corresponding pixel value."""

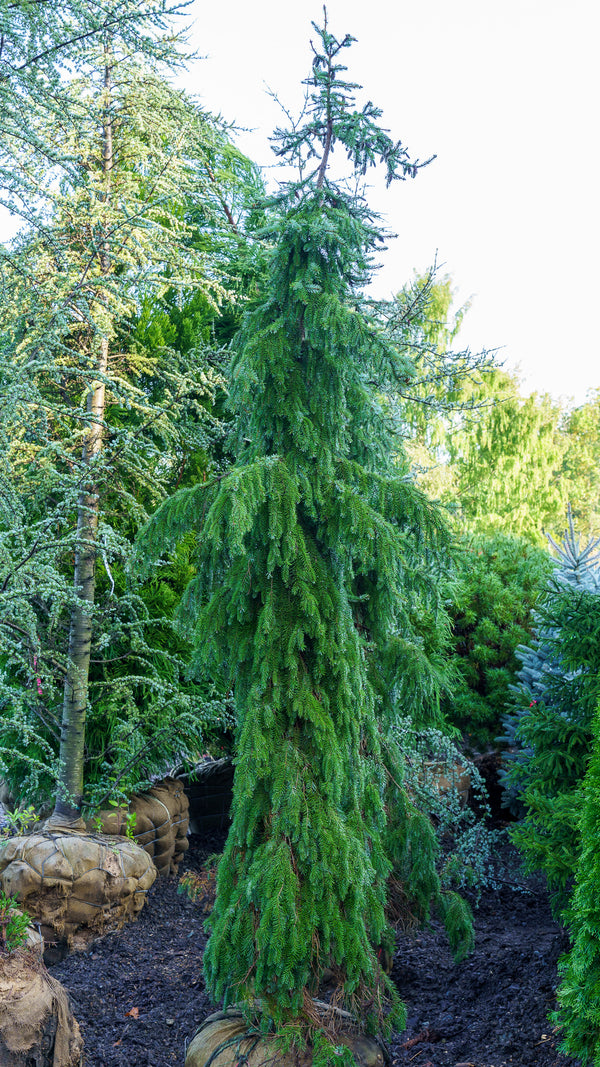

left=136, top=13, right=456, bottom=1056
left=0, top=0, right=255, bottom=821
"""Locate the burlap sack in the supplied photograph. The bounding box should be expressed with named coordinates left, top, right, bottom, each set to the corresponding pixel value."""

left=185, top=1008, right=386, bottom=1067
left=91, top=777, right=190, bottom=877
left=0, top=830, right=156, bottom=961
left=421, top=760, right=471, bottom=807
left=0, top=949, right=83, bottom=1066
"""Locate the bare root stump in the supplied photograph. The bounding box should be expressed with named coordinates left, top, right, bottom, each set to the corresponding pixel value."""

left=185, top=1007, right=386, bottom=1067
left=91, top=776, right=190, bottom=876
left=0, top=830, right=156, bottom=963
left=0, top=948, right=83, bottom=1066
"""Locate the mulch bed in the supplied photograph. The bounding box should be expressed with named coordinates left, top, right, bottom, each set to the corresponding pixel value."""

left=50, top=830, right=580, bottom=1067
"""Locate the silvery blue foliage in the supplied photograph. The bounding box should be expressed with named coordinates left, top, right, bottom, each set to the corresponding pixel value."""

left=499, top=506, right=600, bottom=813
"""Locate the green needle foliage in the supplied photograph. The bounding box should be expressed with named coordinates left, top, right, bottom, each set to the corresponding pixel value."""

left=0, top=0, right=256, bottom=819
left=505, top=514, right=600, bottom=912
left=443, top=533, right=553, bottom=750
left=136, top=13, right=454, bottom=1057
left=554, top=705, right=600, bottom=1065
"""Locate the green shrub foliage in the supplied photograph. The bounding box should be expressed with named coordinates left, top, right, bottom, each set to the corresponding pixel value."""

left=390, top=719, right=499, bottom=896
left=554, top=707, right=600, bottom=1064
left=382, top=719, right=505, bottom=964
left=443, top=533, right=552, bottom=750
left=503, top=511, right=600, bottom=912
left=136, top=15, right=459, bottom=1054
left=0, top=891, right=31, bottom=954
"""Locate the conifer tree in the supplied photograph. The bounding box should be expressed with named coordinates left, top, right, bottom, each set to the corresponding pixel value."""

left=442, top=532, right=552, bottom=750
left=553, top=711, right=600, bottom=1065
left=136, top=13, right=460, bottom=1056
left=502, top=511, right=600, bottom=909
left=446, top=369, right=566, bottom=542
left=0, top=0, right=255, bottom=822
left=561, top=390, right=600, bottom=540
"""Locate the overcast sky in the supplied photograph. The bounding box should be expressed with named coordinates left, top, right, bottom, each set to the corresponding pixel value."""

left=180, top=0, right=598, bottom=408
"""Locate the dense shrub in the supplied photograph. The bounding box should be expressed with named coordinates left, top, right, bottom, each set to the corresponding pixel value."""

left=442, top=533, right=552, bottom=750
left=554, top=707, right=600, bottom=1064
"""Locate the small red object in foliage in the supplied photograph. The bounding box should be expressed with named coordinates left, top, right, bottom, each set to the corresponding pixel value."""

left=33, top=655, right=43, bottom=696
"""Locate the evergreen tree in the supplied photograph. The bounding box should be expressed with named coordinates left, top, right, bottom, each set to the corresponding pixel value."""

left=387, top=268, right=491, bottom=505
left=442, top=532, right=552, bottom=750
left=381, top=279, right=568, bottom=545
left=503, top=512, right=600, bottom=910
left=561, top=390, right=600, bottom=540
left=0, top=0, right=255, bottom=821
left=446, top=369, right=566, bottom=542
left=553, top=705, right=600, bottom=1065
left=136, top=14, right=455, bottom=1056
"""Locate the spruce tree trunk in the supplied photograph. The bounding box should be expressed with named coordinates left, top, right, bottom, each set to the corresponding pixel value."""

left=52, top=53, right=113, bottom=825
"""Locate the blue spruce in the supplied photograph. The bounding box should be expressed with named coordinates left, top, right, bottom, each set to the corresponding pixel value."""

left=501, top=507, right=600, bottom=910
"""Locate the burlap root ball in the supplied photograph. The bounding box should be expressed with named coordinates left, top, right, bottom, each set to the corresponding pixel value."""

left=91, top=777, right=190, bottom=877
left=0, top=949, right=83, bottom=1066
left=0, top=830, right=156, bottom=961
left=421, top=760, right=471, bottom=807
left=185, top=1008, right=386, bottom=1067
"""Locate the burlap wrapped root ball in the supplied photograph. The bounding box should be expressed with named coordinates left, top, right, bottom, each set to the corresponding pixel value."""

left=92, top=777, right=190, bottom=877
left=185, top=1007, right=386, bottom=1067
left=0, top=830, right=156, bottom=960
left=0, top=948, right=83, bottom=1067
left=421, top=760, right=471, bottom=807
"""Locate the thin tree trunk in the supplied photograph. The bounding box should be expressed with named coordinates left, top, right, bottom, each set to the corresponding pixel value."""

left=51, top=53, right=113, bottom=826
left=52, top=341, right=108, bottom=825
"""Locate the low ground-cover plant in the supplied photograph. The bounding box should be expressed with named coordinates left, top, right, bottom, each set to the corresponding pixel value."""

left=178, top=855, right=220, bottom=915
left=0, top=804, right=37, bottom=839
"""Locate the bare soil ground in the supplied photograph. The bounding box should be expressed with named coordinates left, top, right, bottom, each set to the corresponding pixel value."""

left=50, top=831, right=580, bottom=1067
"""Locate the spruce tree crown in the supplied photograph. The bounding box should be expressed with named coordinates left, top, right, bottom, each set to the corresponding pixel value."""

left=137, top=12, right=444, bottom=1058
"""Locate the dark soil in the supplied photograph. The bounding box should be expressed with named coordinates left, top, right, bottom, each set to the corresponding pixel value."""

left=50, top=831, right=580, bottom=1067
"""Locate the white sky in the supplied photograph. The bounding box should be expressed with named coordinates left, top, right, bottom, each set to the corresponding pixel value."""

left=180, top=0, right=598, bottom=408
